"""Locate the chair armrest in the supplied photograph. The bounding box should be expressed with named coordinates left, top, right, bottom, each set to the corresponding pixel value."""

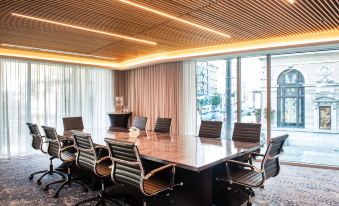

left=97, top=156, right=110, bottom=164
left=144, top=164, right=175, bottom=180
left=75, top=147, right=94, bottom=153
left=45, top=139, right=58, bottom=143
left=110, top=157, right=139, bottom=166
left=61, top=145, right=75, bottom=152
left=250, top=152, right=265, bottom=157
left=226, top=160, right=262, bottom=173
left=268, top=151, right=284, bottom=159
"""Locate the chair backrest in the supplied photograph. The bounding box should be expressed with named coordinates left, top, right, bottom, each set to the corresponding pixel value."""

left=261, top=134, right=289, bottom=180
left=27, top=123, right=43, bottom=150
left=41, top=126, right=60, bottom=158
left=232, top=123, right=261, bottom=142
left=154, top=117, right=172, bottom=133
left=105, top=138, right=144, bottom=189
left=108, top=113, right=131, bottom=129
left=63, top=116, right=84, bottom=130
left=73, top=131, right=97, bottom=171
left=132, top=116, right=148, bottom=130
left=198, top=120, right=223, bottom=138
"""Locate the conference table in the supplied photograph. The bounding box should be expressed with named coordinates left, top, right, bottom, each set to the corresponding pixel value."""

left=62, top=127, right=262, bottom=206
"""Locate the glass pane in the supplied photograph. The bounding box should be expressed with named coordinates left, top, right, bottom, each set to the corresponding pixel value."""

left=284, top=98, right=297, bottom=123
left=196, top=59, right=237, bottom=139
left=285, top=88, right=297, bottom=96
left=241, top=56, right=267, bottom=140
left=271, top=50, right=339, bottom=167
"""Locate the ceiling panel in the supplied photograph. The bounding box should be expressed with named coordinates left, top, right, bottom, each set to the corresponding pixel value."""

left=0, top=0, right=338, bottom=62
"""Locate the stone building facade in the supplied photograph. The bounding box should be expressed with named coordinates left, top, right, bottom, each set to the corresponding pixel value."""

left=266, top=51, right=339, bottom=133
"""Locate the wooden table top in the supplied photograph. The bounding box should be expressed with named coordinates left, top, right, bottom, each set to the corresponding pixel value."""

left=62, top=128, right=262, bottom=172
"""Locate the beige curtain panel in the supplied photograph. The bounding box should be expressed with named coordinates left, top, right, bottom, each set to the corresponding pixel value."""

left=115, top=62, right=183, bottom=133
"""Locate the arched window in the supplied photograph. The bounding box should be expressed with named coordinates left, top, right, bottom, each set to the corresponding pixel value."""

left=277, top=69, right=305, bottom=128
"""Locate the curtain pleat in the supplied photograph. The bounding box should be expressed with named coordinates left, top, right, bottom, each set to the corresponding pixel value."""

left=0, top=58, right=114, bottom=158
left=116, top=62, right=183, bottom=134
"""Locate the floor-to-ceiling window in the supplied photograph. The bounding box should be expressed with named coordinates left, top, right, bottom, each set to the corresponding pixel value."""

left=0, top=58, right=114, bottom=158
left=271, top=50, right=339, bottom=167
left=195, top=48, right=339, bottom=167
left=196, top=59, right=237, bottom=139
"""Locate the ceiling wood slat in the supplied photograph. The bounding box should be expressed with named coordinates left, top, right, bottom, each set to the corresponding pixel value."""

left=0, top=0, right=338, bottom=62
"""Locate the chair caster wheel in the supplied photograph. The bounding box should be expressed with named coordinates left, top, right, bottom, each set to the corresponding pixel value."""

left=53, top=193, right=59, bottom=198
left=83, top=188, right=88, bottom=193
left=37, top=180, right=42, bottom=186
left=29, top=175, right=33, bottom=180
left=43, top=186, right=49, bottom=191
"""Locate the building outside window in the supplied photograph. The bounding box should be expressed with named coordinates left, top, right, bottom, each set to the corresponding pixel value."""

left=196, top=60, right=237, bottom=139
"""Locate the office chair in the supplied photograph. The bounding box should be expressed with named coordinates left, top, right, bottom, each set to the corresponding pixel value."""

left=222, top=134, right=288, bottom=206
left=232, top=123, right=262, bottom=163
left=105, top=138, right=183, bottom=206
left=41, top=126, right=88, bottom=198
left=132, top=116, right=148, bottom=130
left=63, top=116, right=84, bottom=130
left=26, top=123, right=65, bottom=185
left=198, top=120, right=223, bottom=138
left=154, top=117, right=172, bottom=133
left=72, top=131, right=121, bottom=206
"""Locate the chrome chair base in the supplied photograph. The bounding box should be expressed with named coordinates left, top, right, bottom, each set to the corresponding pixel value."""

left=74, top=180, right=122, bottom=206
left=44, top=166, right=88, bottom=198
left=75, top=193, right=122, bottom=206
left=30, top=157, right=66, bottom=186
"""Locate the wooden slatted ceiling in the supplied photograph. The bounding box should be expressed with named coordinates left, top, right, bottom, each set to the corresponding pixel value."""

left=0, top=0, right=338, bottom=62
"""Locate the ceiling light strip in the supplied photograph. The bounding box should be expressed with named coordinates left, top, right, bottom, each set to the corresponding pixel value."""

left=1, top=43, right=116, bottom=60
left=11, top=13, right=157, bottom=45
left=118, top=0, right=231, bottom=38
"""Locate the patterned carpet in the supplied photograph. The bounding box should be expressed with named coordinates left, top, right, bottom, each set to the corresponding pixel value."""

left=0, top=155, right=338, bottom=206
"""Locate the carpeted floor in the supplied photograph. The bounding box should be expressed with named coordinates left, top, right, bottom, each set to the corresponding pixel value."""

left=0, top=155, right=338, bottom=206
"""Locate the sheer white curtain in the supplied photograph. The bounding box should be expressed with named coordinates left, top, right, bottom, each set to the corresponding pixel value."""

left=179, top=60, right=197, bottom=135
left=0, top=58, right=114, bottom=158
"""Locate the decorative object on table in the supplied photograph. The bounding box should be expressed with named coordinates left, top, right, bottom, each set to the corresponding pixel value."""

left=129, top=126, right=140, bottom=138
left=123, top=105, right=129, bottom=113
left=115, top=96, right=123, bottom=113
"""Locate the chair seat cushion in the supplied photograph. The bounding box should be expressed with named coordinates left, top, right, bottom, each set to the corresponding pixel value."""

left=60, top=151, right=76, bottom=162
left=96, top=162, right=112, bottom=177
left=143, top=177, right=169, bottom=195
left=231, top=169, right=264, bottom=187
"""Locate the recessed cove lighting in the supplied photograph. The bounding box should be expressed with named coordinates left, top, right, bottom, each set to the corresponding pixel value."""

left=11, top=13, right=157, bottom=45
left=0, top=43, right=116, bottom=60
left=118, top=0, right=231, bottom=38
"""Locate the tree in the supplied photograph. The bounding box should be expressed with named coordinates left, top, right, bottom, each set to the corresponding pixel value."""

left=210, top=94, right=221, bottom=110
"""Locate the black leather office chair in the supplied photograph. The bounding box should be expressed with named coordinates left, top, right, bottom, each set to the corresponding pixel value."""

left=232, top=123, right=261, bottom=142
left=198, top=120, right=223, bottom=138
left=105, top=138, right=182, bottom=206
left=26, top=123, right=65, bottom=185
left=132, top=116, right=148, bottom=130
left=232, top=123, right=262, bottom=163
left=224, top=134, right=288, bottom=206
left=72, top=131, right=121, bottom=206
left=41, top=126, right=88, bottom=198
left=63, top=116, right=84, bottom=130
left=154, top=117, right=172, bottom=133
